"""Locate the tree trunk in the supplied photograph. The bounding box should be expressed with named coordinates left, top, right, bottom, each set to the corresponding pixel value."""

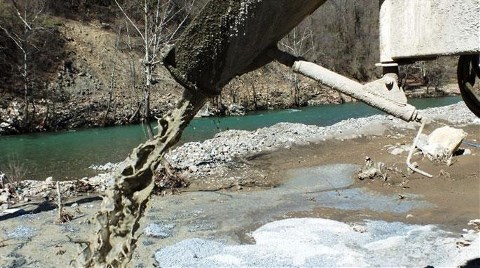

left=143, top=0, right=154, bottom=139
left=143, top=81, right=154, bottom=139
left=103, top=63, right=116, bottom=126
left=23, top=49, right=29, bottom=128
left=293, top=74, right=300, bottom=106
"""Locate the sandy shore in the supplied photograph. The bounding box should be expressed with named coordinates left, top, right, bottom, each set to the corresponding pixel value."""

left=0, top=101, right=479, bottom=267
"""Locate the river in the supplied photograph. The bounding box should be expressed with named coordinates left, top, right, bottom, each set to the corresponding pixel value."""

left=0, top=96, right=461, bottom=180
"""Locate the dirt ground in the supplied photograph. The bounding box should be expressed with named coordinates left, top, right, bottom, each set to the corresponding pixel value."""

left=237, top=123, right=480, bottom=233
left=0, top=121, right=478, bottom=267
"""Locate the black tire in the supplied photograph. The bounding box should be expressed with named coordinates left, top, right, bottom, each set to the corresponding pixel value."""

left=457, top=55, right=480, bottom=117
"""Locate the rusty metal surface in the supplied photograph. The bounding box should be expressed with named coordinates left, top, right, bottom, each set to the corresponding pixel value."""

left=379, top=0, right=480, bottom=63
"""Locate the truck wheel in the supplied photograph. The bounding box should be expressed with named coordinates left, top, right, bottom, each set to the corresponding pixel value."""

left=457, top=54, right=480, bottom=117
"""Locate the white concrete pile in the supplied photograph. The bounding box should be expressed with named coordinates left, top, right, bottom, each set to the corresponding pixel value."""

left=417, top=126, right=468, bottom=163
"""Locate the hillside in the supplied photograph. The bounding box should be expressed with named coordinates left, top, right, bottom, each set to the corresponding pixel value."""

left=0, top=0, right=458, bottom=135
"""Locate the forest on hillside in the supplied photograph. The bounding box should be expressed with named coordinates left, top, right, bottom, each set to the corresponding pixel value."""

left=0, top=0, right=384, bottom=90
left=0, top=0, right=454, bottom=134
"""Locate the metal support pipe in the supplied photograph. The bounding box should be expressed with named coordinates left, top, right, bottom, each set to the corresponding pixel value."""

left=292, top=60, right=420, bottom=122
left=406, top=119, right=433, bottom=178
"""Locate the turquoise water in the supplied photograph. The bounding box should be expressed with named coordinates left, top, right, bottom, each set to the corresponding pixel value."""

left=0, top=96, right=461, bottom=179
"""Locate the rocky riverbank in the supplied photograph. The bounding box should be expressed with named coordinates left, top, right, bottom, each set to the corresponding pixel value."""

left=1, top=101, right=477, bottom=207
left=1, top=101, right=479, bottom=267
left=0, top=83, right=460, bottom=136
left=165, top=101, right=477, bottom=186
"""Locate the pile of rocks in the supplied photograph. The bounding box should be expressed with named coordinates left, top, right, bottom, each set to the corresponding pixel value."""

left=88, top=162, right=121, bottom=172
left=166, top=123, right=318, bottom=174
left=0, top=101, right=22, bottom=134
left=417, top=126, right=468, bottom=163
left=421, top=103, right=480, bottom=125
left=166, top=116, right=391, bottom=177
left=166, top=102, right=479, bottom=177
left=0, top=173, right=115, bottom=214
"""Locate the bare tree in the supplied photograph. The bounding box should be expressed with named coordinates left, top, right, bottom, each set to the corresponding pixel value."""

left=309, top=0, right=379, bottom=81
left=425, top=58, right=448, bottom=94
left=0, top=0, right=46, bottom=129
left=114, top=0, right=195, bottom=139
left=399, top=61, right=427, bottom=91
left=102, top=27, right=122, bottom=126
left=279, top=20, right=315, bottom=106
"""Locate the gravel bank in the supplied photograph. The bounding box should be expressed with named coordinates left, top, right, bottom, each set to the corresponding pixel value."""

left=166, top=101, right=479, bottom=176
left=2, top=101, right=477, bottom=207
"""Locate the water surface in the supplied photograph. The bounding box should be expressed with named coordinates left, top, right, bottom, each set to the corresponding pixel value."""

left=0, top=96, right=461, bottom=179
